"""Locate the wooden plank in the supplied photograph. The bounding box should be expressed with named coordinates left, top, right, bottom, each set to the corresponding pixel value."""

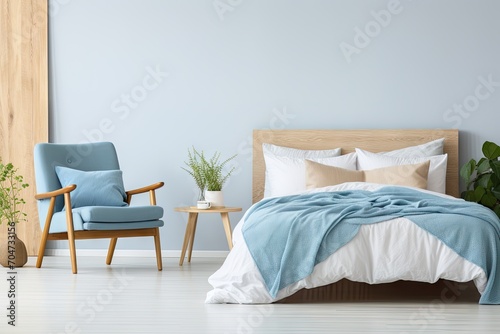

left=253, top=129, right=459, bottom=203
left=0, top=0, right=48, bottom=255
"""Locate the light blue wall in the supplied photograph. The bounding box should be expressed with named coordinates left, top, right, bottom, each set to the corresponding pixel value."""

left=48, top=0, right=500, bottom=251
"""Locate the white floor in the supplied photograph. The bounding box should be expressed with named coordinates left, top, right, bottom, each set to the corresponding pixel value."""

left=1, top=256, right=499, bottom=333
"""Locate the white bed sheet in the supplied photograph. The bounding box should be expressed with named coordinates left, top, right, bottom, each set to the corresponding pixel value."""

left=205, top=183, right=487, bottom=304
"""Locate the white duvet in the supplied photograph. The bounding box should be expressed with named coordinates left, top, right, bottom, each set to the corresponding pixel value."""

left=205, top=183, right=487, bottom=304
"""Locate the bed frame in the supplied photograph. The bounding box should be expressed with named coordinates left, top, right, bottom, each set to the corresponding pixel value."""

left=252, top=129, right=479, bottom=302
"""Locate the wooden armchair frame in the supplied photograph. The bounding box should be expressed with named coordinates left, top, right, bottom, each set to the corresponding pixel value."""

left=35, top=182, right=164, bottom=274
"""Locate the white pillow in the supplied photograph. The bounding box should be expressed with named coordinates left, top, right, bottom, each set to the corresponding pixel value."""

left=355, top=148, right=447, bottom=194
left=262, top=143, right=341, bottom=158
left=380, top=138, right=445, bottom=158
left=263, top=143, right=342, bottom=198
left=264, top=153, right=357, bottom=198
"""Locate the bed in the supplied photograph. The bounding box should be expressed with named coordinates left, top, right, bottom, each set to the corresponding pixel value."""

left=205, top=129, right=500, bottom=304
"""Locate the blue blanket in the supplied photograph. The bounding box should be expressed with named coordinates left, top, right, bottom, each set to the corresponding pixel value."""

left=241, top=187, right=500, bottom=304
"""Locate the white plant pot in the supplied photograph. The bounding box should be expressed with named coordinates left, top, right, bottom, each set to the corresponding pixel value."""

left=205, top=190, right=224, bottom=208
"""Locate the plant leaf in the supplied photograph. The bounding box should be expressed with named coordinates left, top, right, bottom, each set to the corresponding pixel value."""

left=462, top=190, right=479, bottom=202
left=481, top=191, right=498, bottom=208
left=491, top=172, right=499, bottom=185
left=490, top=160, right=500, bottom=176
left=0, top=158, right=28, bottom=224
left=492, top=185, right=500, bottom=200
left=482, top=141, right=500, bottom=160
left=460, top=159, right=476, bottom=183
left=494, top=204, right=500, bottom=219
left=476, top=173, right=492, bottom=189
left=462, top=190, right=472, bottom=201
left=477, top=158, right=491, bottom=174
left=472, top=186, right=486, bottom=202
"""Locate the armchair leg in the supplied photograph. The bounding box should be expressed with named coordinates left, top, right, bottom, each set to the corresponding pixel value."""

left=64, top=193, right=78, bottom=274
left=67, top=235, right=77, bottom=274
left=154, top=228, right=162, bottom=271
left=36, top=227, right=50, bottom=269
left=37, top=197, right=56, bottom=269
left=106, top=238, right=118, bottom=265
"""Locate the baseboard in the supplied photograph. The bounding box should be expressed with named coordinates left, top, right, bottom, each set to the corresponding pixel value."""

left=44, top=249, right=229, bottom=258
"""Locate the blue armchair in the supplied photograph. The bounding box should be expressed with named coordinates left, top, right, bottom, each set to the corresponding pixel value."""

left=33, top=142, right=164, bottom=274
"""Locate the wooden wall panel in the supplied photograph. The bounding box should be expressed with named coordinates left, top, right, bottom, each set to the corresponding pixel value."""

left=0, top=0, right=48, bottom=255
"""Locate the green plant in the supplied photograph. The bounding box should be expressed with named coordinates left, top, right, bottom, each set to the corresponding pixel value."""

left=460, top=141, right=500, bottom=218
left=0, top=159, right=29, bottom=224
left=182, top=147, right=207, bottom=200
left=182, top=147, right=237, bottom=195
left=202, top=151, right=237, bottom=191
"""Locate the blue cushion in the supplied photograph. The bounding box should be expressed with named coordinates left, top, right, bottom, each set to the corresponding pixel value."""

left=78, top=205, right=163, bottom=223
left=80, top=205, right=164, bottom=230
left=50, top=206, right=164, bottom=233
left=50, top=210, right=85, bottom=233
left=83, top=220, right=164, bottom=231
left=55, top=166, right=127, bottom=209
left=49, top=206, right=164, bottom=233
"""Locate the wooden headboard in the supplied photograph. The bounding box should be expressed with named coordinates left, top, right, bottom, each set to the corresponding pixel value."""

left=253, top=129, right=459, bottom=203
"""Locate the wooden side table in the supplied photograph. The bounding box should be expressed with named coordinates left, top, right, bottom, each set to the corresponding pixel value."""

left=174, top=206, right=242, bottom=265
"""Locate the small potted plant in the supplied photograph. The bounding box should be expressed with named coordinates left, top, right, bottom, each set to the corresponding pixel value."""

left=0, top=159, right=29, bottom=267
left=182, top=147, right=236, bottom=207
left=202, top=151, right=237, bottom=207
left=460, top=140, right=500, bottom=218
left=182, top=147, right=207, bottom=202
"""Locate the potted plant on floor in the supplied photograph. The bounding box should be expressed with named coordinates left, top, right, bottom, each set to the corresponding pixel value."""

left=182, top=147, right=236, bottom=207
left=0, top=159, right=29, bottom=267
left=460, top=140, right=500, bottom=218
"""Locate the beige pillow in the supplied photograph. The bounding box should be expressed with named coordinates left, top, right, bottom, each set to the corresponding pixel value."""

left=305, top=159, right=430, bottom=190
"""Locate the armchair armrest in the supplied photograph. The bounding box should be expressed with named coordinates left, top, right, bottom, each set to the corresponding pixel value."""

left=125, top=182, right=164, bottom=205
left=35, top=184, right=77, bottom=200
left=35, top=185, right=77, bottom=256
left=126, top=182, right=164, bottom=196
